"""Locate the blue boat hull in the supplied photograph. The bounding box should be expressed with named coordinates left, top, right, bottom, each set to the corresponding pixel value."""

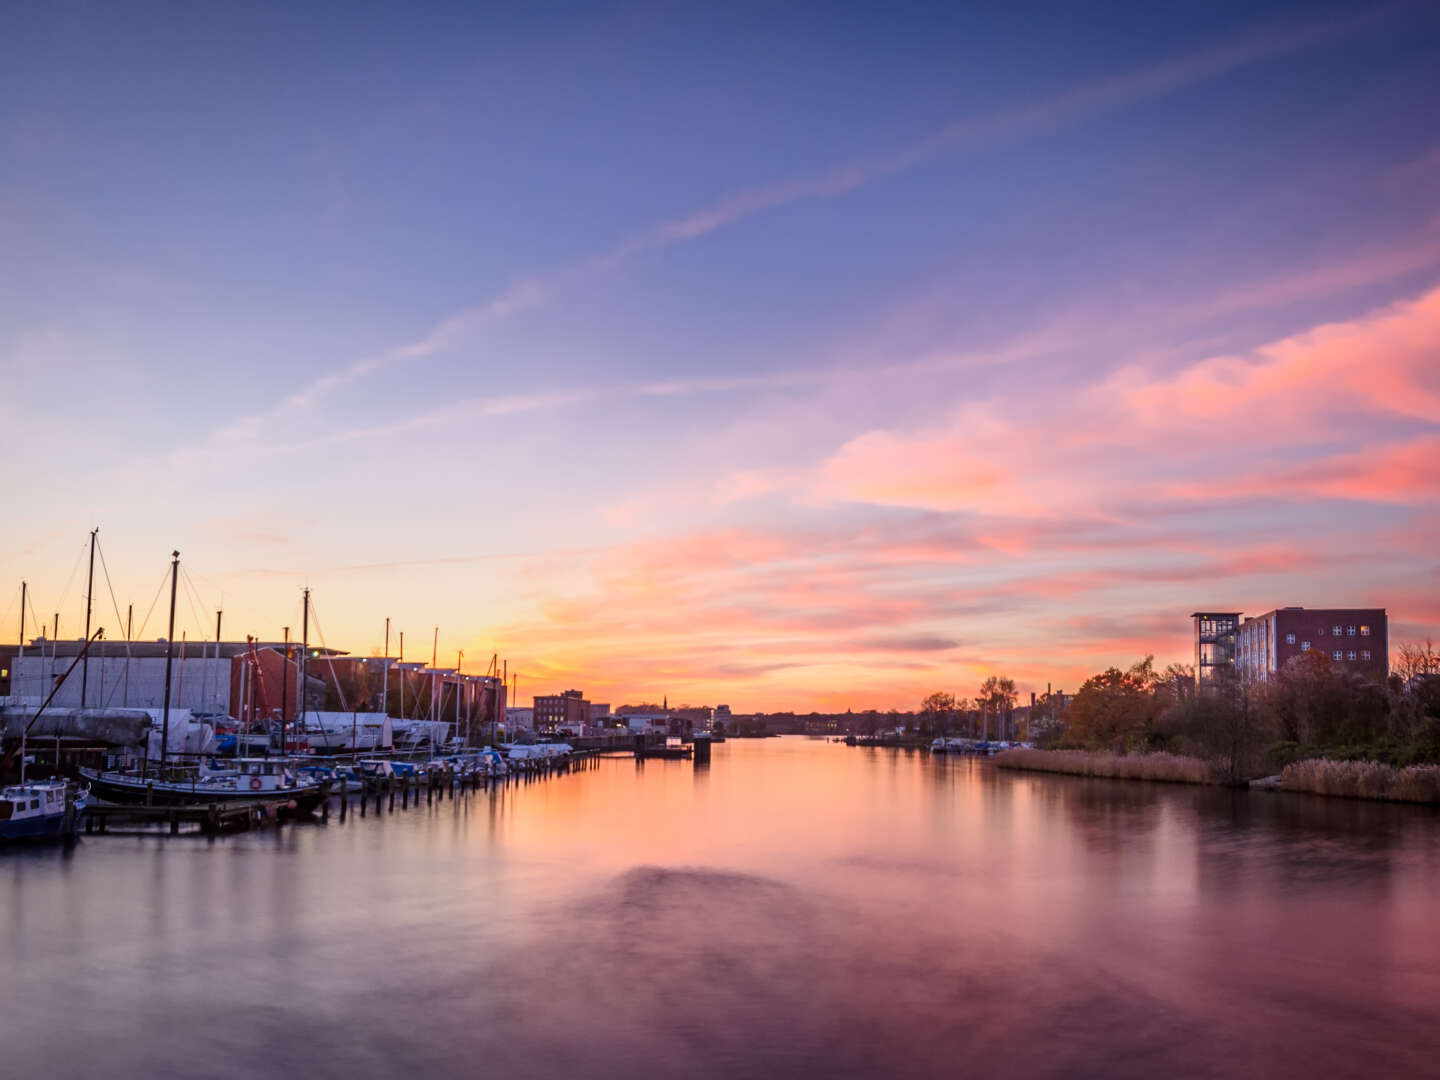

left=0, top=812, right=79, bottom=844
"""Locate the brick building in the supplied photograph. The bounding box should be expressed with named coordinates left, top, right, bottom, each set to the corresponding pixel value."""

left=534, top=689, right=588, bottom=733
left=1235, top=608, right=1388, bottom=683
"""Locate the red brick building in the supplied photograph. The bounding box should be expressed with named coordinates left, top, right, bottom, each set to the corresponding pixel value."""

left=534, top=689, right=588, bottom=733
left=1236, top=608, right=1387, bottom=683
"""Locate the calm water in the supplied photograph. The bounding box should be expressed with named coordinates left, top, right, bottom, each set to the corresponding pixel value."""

left=5, top=737, right=1439, bottom=1078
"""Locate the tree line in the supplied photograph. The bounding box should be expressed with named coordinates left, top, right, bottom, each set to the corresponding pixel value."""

left=1040, top=640, right=1440, bottom=781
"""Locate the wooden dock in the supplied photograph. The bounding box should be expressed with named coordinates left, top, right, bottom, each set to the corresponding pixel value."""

left=83, top=798, right=308, bottom=836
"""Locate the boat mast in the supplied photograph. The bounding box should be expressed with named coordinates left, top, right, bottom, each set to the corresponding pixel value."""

left=81, top=528, right=96, bottom=708
left=123, top=603, right=132, bottom=707
left=214, top=610, right=223, bottom=716
left=159, top=551, right=179, bottom=767
left=18, top=580, right=25, bottom=662
left=298, top=588, right=309, bottom=758
left=280, top=625, right=289, bottom=753
left=383, top=618, right=390, bottom=718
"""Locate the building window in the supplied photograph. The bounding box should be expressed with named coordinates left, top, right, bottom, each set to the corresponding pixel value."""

left=1361, top=650, right=1371, bottom=661
left=1318, top=627, right=1325, bottom=635
left=1360, top=625, right=1371, bottom=636
left=1333, top=650, right=1343, bottom=661
left=1301, top=641, right=1311, bottom=651
left=1285, top=634, right=1295, bottom=645
left=1333, top=626, right=1342, bottom=636
left=1347, top=651, right=1357, bottom=661
left=1347, top=626, right=1356, bottom=636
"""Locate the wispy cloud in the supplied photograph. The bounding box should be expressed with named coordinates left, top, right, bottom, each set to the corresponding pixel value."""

left=214, top=5, right=1386, bottom=448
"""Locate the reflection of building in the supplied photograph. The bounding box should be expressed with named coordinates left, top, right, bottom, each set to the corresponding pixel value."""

left=1237, top=608, right=1388, bottom=683
left=534, top=689, right=588, bottom=732
left=1191, top=613, right=1240, bottom=687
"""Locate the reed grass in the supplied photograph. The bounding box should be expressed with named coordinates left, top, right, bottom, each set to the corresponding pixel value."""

left=994, top=748, right=1216, bottom=784
left=1280, top=759, right=1440, bottom=803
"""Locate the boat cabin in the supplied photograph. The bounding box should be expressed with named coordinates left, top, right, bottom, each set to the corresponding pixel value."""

left=0, top=781, right=67, bottom=822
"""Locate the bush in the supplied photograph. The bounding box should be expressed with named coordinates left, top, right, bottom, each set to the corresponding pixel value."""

left=1280, top=759, right=1440, bottom=803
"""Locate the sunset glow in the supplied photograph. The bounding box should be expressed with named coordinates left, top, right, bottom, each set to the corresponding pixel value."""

left=2, top=3, right=1437, bottom=710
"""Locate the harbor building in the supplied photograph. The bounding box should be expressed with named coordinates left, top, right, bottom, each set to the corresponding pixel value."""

left=534, top=689, right=588, bottom=733
left=1236, top=608, right=1388, bottom=683
left=2, top=638, right=332, bottom=718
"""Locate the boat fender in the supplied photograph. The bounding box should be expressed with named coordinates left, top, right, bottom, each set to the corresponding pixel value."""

left=250, top=778, right=263, bottom=791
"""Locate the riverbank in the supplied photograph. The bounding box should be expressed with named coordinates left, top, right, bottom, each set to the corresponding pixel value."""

left=1279, top=758, right=1440, bottom=803
left=994, top=748, right=1216, bottom=784
left=995, top=748, right=1440, bottom=804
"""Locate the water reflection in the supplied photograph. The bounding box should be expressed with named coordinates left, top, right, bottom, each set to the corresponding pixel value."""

left=4, top=737, right=1438, bottom=1077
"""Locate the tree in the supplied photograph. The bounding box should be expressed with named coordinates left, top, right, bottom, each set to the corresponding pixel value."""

left=920, top=692, right=956, bottom=736
left=977, top=675, right=1017, bottom=739
left=1063, top=657, right=1162, bottom=751
left=1163, top=668, right=1271, bottom=783
left=1395, top=638, right=1440, bottom=684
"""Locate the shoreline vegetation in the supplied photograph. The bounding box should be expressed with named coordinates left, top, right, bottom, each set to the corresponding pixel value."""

left=995, top=748, right=1440, bottom=804
left=994, top=748, right=1217, bottom=785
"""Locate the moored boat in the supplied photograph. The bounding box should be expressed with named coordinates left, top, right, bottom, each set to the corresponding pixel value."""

left=79, top=758, right=324, bottom=811
left=0, top=780, right=87, bottom=843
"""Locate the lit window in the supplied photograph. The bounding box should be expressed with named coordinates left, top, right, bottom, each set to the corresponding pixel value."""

left=1301, top=641, right=1311, bottom=651
left=1347, top=626, right=1356, bottom=636
left=1360, top=625, right=1371, bottom=636
left=1333, top=626, right=1342, bottom=636
left=1347, top=651, right=1356, bottom=661
left=1361, top=650, right=1371, bottom=661
left=1285, top=634, right=1295, bottom=645
left=1333, top=650, right=1343, bottom=661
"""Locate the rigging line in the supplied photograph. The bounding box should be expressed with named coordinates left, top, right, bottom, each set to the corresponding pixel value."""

left=306, top=599, right=350, bottom=714
left=93, top=538, right=133, bottom=709
left=26, top=588, right=44, bottom=643
left=134, top=564, right=173, bottom=641
left=93, top=538, right=133, bottom=653
left=179, top=565, right=211, bottom=622
left=54, top=537, right=91, bottom=633
left=176, top=567, right=207, bottom=643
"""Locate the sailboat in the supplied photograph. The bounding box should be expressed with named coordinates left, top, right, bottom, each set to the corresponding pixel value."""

left=77, top=552, right=322, bottom=813
left=79, top=758, right=323, bottom=810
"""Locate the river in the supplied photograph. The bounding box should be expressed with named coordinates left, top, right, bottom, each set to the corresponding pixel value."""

left=4, top=737, right=1438, bottom=1077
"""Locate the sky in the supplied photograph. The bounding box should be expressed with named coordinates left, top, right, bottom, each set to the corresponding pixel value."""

left=2, top=1, right=1438, bottom=711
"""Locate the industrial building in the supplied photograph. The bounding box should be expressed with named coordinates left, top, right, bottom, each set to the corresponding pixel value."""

left=1, top=638, right=333, bottom=718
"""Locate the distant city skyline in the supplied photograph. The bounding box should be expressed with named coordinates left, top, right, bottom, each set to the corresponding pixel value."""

left=2, top=2, right=1438, bottom=711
